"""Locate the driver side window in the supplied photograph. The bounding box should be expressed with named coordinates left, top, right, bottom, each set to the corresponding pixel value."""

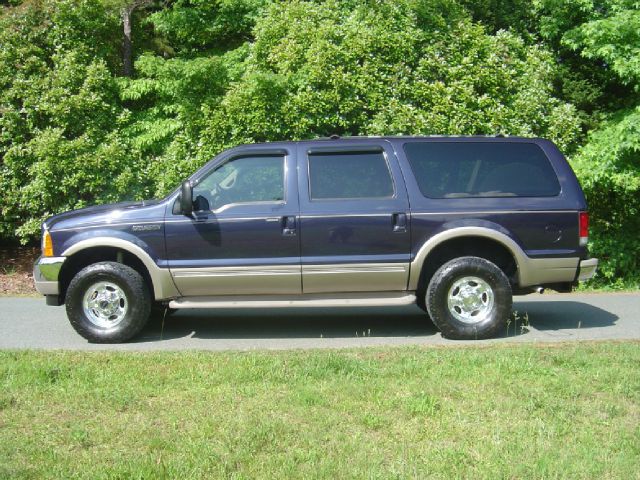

left=193, top=155, right=285, bottom=212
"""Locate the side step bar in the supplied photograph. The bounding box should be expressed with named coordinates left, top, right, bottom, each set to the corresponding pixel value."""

left=169, top=292, right=417, bottom=309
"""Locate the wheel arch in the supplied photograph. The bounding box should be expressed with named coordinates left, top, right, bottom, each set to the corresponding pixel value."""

left=409, top=227, right=527, bottom=293
left=59, top=238, right=178, bottom=301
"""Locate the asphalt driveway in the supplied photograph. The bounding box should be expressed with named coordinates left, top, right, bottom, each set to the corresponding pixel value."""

left=0, top=293, right=638, bottom=350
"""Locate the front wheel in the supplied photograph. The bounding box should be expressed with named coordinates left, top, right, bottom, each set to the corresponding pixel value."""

left=426, top=256, right=512, bottom=340
left=65, top=262, right=151, bottom=343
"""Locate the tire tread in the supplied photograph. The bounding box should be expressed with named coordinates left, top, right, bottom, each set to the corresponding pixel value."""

left=426, top=256, right=512, bottom=340
left=65, top=261, right=151, bottom=343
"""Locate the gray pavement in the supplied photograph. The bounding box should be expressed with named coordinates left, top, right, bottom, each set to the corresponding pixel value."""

left=0, top=293, right=638, bottom=350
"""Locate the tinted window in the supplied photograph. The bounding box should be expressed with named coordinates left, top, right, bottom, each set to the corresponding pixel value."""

left=308, top=151, right=394, bottom=200
left=193, top=155, right=284, bottom=211
left=404, top=142, right=560, bottom=198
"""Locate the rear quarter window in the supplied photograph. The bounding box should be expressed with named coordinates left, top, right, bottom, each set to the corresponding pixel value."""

left=403, top=142, right=561, bottom=198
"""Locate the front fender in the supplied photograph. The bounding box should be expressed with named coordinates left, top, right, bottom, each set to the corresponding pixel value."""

left=60, top=229, right=157, bottom=262
left=59, top=231, right=179, bottom=300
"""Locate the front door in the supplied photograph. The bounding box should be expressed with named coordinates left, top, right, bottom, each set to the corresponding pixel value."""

left=297, top=141, right=411, bottom=293
left=165, top=147, right=301, bottom=296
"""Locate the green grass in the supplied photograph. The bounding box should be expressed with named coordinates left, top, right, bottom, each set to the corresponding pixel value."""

left=1, top=343, right=639, bottom=479
left=577, top=279, right=640, bottom=292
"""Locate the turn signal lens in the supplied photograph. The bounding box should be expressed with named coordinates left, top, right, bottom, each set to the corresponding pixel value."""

left=43, top=230, right=54, bottom=257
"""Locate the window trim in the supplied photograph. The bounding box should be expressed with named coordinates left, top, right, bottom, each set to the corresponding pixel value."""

left=306, top=149, right=397, bottom=202
left=192, top=152, right=288, bottom=213
left=402, top=141, right=561, bottom=200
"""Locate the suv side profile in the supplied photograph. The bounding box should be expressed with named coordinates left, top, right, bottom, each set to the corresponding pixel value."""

left=33, top=136, right=598, bottom=342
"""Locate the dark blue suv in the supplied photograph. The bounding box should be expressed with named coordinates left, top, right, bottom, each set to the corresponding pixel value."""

left=33, top=136, right=598, bottom=342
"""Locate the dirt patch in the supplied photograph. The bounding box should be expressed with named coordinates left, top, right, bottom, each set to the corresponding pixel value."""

left=0, top=247, right=39, bottom=296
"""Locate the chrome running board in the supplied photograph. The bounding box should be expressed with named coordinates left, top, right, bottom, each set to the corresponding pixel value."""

left=169, top=292, right=416, bottom=309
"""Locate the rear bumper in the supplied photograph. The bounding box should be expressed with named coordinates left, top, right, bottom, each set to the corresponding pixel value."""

left=578, top=258, right=598, bottom=281
left=33, top=256, right=66, bottom=296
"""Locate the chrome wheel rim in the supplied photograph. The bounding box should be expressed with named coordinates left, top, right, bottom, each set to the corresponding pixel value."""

left=82, top=282, right=128, bottom=328
left=447, top=276, right=494, bottom=324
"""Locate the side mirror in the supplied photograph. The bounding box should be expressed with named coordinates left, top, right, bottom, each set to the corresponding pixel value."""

left=180, top=180, right=193, bottom=216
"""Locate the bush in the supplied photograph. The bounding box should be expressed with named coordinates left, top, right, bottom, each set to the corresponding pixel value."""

left=571, top=107, right=640, bottom=287
left=0, top=0, right=637, bottom=290
left=0, top=51, right=151, bottom=240
left=198, top=0, right=580, bottom=157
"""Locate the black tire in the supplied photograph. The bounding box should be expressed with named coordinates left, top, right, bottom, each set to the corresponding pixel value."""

left=426, top=256, right=512, bottom=340
left=65, top=262, right=151, bottom=343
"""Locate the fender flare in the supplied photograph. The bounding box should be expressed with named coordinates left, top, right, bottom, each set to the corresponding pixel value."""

left=408, top=226, right=528, bottom=290
left=61, top=237, right=179, bottom=300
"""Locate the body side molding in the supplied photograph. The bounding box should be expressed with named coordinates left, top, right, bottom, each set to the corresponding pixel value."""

left=61, top=237, right=179, bottom=300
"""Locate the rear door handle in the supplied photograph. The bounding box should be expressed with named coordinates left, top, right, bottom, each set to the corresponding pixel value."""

left=392, top=212, right=407, bottom=233
left=282, top=215, right=297, bottom=236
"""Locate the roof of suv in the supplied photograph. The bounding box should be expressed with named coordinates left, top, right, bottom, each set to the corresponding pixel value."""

left=228, top=135, right=549, bottom=151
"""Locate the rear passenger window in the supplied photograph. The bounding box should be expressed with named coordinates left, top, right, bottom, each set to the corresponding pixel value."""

left=308, top=150, right=394, bottom=200
left=404, top=142, right=560, bottom=198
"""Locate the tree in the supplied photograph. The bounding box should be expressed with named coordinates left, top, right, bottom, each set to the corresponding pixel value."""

left=197, top=0, right=579, bottom=157
left=560, top=2, right=640, bottom=286
left=0, top=1, right=149, bottom=240
left=120, top=0, right=154, bottom=77
left=0, top=0, right=637, bottom=288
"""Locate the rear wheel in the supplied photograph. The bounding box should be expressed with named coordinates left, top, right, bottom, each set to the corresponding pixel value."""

left=65, top=262, right=151, bottom=343
left=426, top=256, right=512, bottom=340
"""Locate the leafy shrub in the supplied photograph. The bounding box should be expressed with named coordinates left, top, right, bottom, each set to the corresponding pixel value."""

left=198, top=0, right=580, bottom=157
left=571, top=107, right=640, bottom=287
left=0, top=3, right=147, bottom=240
left=0, top=0, right=638, bottom=290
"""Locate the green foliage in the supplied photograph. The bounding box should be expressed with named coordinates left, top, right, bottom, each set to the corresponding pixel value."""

left=199, top=0, right=579, bottom=154
left=0, top=0, right=638, bottom=286
left=532, top=0, right=638, bottom=125
left=571, top=107, right=640, bottom=286
left=458, top=0, right=537, bottom=35
left=0, top=1, right=147, bottom=240
left=559, top=1, right=640, bottom=285
left=0, top=51, right=151, bottom=239
left=149, top=0, right=271, bottom=52
left=120, top=54, right=227, bottom=152
left=563, top=7, right=640, bottom=88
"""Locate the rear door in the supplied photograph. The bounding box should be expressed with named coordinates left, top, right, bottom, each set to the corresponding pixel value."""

left=297, top=140, right=411, bottom=293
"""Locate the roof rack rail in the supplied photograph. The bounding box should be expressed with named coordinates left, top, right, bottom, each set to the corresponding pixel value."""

left=314, top=134, right=342, bottom=140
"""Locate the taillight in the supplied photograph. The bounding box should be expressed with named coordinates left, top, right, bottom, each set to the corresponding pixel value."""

left=579, top=211, right=589, bottom=246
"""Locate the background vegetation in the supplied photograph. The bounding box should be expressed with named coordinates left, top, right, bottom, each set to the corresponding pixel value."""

left=0, top=0, right=638, bottom=287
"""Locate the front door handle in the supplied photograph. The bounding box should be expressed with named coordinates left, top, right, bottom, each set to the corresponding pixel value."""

left=282, top=216, right=297, bottom=236
left=392, top=212, right=407, bottom=233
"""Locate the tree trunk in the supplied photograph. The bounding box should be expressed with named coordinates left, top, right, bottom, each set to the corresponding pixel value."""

left=122, top=7, right=133, bottom=77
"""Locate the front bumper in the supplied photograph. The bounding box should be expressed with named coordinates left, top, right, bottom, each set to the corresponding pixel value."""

left=33, top=256, right=66, bottom=295
left=578, top=258, right=598, bottom=281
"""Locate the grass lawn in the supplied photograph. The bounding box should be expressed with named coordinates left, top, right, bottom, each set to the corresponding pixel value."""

left=1, top=342, right=638, bottom=479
